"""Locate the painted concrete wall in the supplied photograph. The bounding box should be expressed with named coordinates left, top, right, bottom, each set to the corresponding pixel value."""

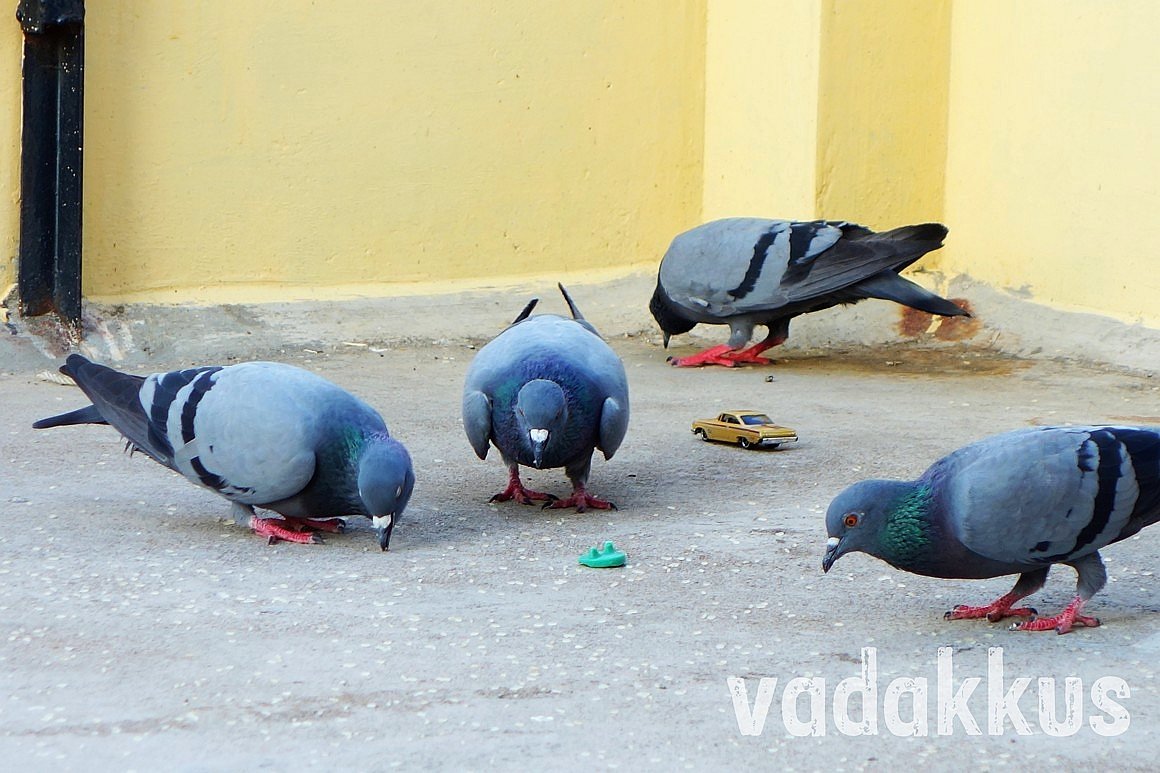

left=940, top=1, right=1160, bottom=327
left=1, top=20, right=20, bottom=297
left=5, top=2, right=1157, bottom=330
left=815, top=0, right=951, bottom=227
left=702, top=0, right=951, bottom=231
left=78, top=2, right=705, bottom=303
left=702, top=0, right=820, bottom=221
left=702, top=0, right=1159, bottom=330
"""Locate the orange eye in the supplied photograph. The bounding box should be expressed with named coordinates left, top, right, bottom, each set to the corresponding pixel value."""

left=843, top=513, right=859, bottom=528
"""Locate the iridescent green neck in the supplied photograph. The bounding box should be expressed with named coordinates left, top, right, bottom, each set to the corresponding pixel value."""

left=320, top=426, right=374, bottom=472
left=343, top=425, right=369, bottom=454
left=881, top=484, right=934, bottom=566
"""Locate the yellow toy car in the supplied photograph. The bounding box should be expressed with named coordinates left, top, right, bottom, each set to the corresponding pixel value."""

left=690, top=411, right=798, bottom=449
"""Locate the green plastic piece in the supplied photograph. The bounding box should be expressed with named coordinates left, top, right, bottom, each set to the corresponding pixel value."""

left=579, top=541, right=626, bottom=568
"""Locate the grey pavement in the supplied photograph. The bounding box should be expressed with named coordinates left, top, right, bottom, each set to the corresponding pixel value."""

left=1, top=281, right=1158, bottom=770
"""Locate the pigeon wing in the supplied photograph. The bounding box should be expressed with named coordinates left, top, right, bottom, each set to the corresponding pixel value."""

left=166, top=363, right=329, bottom=504
left=658, top=218, right=795, bottom=317
left=597, top=395, right=629, bottom=460
left=940, top=427, right=1155, bottom=566
left=659, top=219, right=948, bottom=319
left=771, top=222, right=948, bottom=308
left=462, top=390, right=493, bottom=460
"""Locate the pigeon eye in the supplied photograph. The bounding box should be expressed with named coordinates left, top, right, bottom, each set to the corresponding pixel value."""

left=843, top=513, right=859, bottom=528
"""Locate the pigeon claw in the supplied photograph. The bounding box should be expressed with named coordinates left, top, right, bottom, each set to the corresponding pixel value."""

left=544, top=489, right=616, bottom=513
left=490, top=481, right=557, bottom=506
left=724, top=353, right=773, bottom=365
left=667, top=344, right=737, bottom=368
left=987, top=607, right=1036, bottom=623
left=720, top=343, right=776, bottom=366
left=669, top=343, right=779, bottom=367
left=943, top=602, right=1037, bottom=622
left=1009, top=597, right=1100, bottom=634
left=1009, top=615, right=1101, bottom=634
left=250, top=516, right=325, bottom=545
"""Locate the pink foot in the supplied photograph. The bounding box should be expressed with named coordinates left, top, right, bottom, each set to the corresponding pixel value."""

left=543, top=487, right=616, bottom=513
left=668, top=344, right=738, bottom=368
left=1011, top=597, right=1100, bottom=634
left=294, top=517, right=345, bottom=534
left=250, top=516, right=323, bottom=545
left=721, top=343, right=776, bottom=365
left=490, top=469, right=557, bottom=506
left=945, top=592, right=1038, bottom=623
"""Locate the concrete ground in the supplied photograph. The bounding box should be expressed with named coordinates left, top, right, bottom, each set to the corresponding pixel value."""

left=1, top=283, right=1158, bottom=770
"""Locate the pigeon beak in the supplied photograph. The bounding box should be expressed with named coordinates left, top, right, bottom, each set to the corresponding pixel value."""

left=373, top=514, right=394, bottom=552
left=822, top=536, right=841, bottom=573
left=662, top=332, right=671, bottom=349
left=529, top=428, right=548, bottom=469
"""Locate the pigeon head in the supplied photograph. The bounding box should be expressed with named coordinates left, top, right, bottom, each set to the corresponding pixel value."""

left=514, top=379, right=567, bottom=469
left=648, top=282, right=695, bottom=347
left=357, top=436, right=415, bottom=551
left=822, top=479, right=931, bottom=573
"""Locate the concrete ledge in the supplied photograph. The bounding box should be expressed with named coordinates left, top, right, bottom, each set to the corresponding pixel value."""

left=4, top=272, right=1158, bottom=376
left=942, top=275, right=1160, bottom=375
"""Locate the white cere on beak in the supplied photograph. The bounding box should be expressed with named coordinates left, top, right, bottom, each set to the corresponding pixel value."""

left=372, top=515, right=393, bottom=530
left=529, top=428, right=549, bottom=444
left=826, top=536, right=840, bottom=549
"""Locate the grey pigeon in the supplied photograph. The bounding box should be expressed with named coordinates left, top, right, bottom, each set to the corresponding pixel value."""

left=649, top=218, right=968, bottom=366
left=462, top=284, right=629, bottom=511
left=823, top=426, right=1160, bottom=633
left=34, top=355, right=415, bottom=550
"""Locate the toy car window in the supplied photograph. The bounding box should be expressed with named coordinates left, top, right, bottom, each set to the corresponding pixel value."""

left=741, top=414, right=774, bottom=425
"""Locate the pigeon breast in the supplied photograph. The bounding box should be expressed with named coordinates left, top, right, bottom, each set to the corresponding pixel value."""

left=466, top=314, right=628, bottom=468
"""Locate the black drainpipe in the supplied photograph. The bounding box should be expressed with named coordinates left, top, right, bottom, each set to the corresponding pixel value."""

left=15, top=0, right=85, bottom=326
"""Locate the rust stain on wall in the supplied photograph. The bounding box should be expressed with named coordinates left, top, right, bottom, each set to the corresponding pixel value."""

left=898, top=307, right=934, bottom=338
left=933, top=299, right=979, bottom=340
left=898, top=298, right=978, bottom=340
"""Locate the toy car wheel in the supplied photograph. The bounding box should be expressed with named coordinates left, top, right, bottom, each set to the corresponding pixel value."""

left=695, top=429, right=709, bottom=442
left=738, top=437, right=751, bottom=449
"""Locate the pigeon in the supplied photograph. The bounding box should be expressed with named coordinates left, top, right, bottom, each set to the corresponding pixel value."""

left=649, top=218, right=968, bottom=366
left=462, top=284, right=630, bottom=511
left=34, top=355, right=415, bottom=550
left=822, top=426, right=1160, bottom=634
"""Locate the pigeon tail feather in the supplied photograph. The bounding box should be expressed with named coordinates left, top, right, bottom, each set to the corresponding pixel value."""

left=854, top=271, right=969, bottom=318
left=558, top=283, right=586, bottom=321
left=511, top=298, right=539, bottom=325
left=32, top=403, right=108, bottom=429
left=57, top=354, right=171, bottom=465
left=869, top=222, right=948, bottom=246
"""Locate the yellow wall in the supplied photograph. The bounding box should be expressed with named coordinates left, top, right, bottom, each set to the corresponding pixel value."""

left=816, top=0, right=950, bottom=226
left=702, top=0, right=820, bottom=221
left=941, top=1, right=1160, bottom=326
left=80, top=2, right=705, bottom=303
left=702, top=0, right=951, bottom=230
left=1, top=21, right=20, bottom=297
left=703, top=0, right=1160, bottom=330
left=5, top=1, right=1157, bottom=327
